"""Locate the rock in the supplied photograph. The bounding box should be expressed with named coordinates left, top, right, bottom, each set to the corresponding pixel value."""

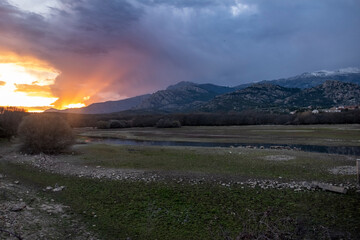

left=46, top=186, right=53, bottom=191
left=14, top=180, right=20, bottom=184
left=0, top=174, right=4, bottom=179
left=40, top=204, right=66, bottom=214
left=10, top=202, right=26, bottom=212
left=313, top=182, right=347, bottom=194
left=53, top=186, right=66, bottom=192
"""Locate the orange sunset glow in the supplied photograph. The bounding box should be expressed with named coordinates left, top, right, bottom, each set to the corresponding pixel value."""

left=0, top=52, right=89, bottom=111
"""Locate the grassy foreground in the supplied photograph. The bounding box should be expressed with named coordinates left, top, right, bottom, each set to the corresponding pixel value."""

left=67, top=144, right=357, bottom=183
left=1, top=162, right=360, bottom=240
left=1, top=124, right=360, bottom=239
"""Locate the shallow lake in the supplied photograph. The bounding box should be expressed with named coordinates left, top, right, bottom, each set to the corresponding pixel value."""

left=83, top=137, right=360, bottom=156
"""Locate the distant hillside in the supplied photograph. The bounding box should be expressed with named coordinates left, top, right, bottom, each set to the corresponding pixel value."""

left=284, top=80, right=360, bottom=108
left=237, top=67, right=360, bottom=89
left=135, top=81, right=236, bottom=112
left=201, top=80, right=360, bottom=112
left=46, top=94, right=151, bottom=114
left=201, top=83, right=300, bottom=112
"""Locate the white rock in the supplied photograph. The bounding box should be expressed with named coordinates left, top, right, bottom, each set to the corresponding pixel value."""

left=53, top=186, right=65, bottom=192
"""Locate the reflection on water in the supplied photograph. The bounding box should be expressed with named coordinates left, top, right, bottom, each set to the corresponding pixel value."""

left=83, top=137, right=360, bottom=156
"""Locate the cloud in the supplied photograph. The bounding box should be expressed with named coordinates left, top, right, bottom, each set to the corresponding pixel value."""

left=14, top=83, right=53, bottom=97
left=230, top=1, right=258, bottom=17
left=0, top=0, right=359, bottom=108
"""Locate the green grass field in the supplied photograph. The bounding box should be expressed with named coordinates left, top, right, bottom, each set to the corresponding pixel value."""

left=67, top=144, right=357, bottom=183
left=1, top=162, right=359, bottom=240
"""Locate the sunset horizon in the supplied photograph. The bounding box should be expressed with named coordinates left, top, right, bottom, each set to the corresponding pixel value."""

left=1, top=0, right=359, bottom=112
left=1, top=1, right=360, bottom=239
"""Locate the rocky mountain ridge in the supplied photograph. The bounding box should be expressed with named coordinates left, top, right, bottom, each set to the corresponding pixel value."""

left=201, top=80, right=360, bottom=112
left=237, top=67, right=360, bottom=89
left=134, top=81, right=236, bottom=112
left=47, top=67, right=360, bottom=114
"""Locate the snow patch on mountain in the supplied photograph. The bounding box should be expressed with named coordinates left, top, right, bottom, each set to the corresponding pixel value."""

left=300, top=67, right=360, bottom=78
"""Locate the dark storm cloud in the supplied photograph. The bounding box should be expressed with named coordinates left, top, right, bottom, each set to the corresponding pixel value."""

left=0, top=0, right=359, bottom=104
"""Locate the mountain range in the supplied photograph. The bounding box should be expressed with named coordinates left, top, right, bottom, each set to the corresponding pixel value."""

left=202, top=80, right=360, bottom=112
left=46, top=67, right=360, bottom=114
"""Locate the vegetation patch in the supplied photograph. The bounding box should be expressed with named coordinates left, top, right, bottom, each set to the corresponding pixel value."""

left=263, top=155, right=296, bottom=161
left=329, top=166, right=357, bottom=175
left=18, top=114, right=75, bottom=154
left=78, top=124, right=360, bottom=146
left=1, top=162, right=359, bottom=240
left=67, top=144, right=357, bottom=183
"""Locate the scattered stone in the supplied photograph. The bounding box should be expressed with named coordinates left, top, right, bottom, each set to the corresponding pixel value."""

left=312, top=181, right=347, bottom=194
left=10, top=202, right=26, bottom=212
left=40, top=204, right=67, bottom=214
left=329, top=166, right=356, bottom=175
left=14, top=180, right=20, bottom=184
left=263, top=155, right=296, bottom=161
left=53, top=186, right=66, bottom=192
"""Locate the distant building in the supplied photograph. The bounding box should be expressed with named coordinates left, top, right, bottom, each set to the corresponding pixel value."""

left=323, top=108, right=341, bottom=113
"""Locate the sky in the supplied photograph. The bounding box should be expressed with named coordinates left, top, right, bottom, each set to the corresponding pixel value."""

left=0, top=0, right=359, bottom=110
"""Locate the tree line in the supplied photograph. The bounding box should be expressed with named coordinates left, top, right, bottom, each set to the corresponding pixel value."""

left=62, top=109, right=360, bottom=128
left=1, top=108, right=359, bottom=142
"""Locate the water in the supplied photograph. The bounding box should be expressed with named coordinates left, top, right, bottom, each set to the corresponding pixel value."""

left=83, top=137, right=360, bottom=156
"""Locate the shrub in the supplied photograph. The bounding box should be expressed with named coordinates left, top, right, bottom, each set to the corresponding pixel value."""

left=156, top=118, right=181, bottom=128
left=96, top=120, right=110, bottom=129
left=18, top=114, right=75, bottom=154
left=0, top=107, right=27, bottom=141
left=109, top=120, right=131, bottom=128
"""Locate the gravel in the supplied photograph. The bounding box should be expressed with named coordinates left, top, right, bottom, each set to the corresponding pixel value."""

left=0, top=175, right=99, bottom=240
left=329, top=166, right=357, bottom=175
left=8, top=153, right=359, bottom=192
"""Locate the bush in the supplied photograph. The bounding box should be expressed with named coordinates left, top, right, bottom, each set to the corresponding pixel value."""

left=18, top=114, right=75, bottom=154
left=156, top=118, right=181, bottom=128
left=96, top=120, right=110, bottom=129
left=109, top=120, right=131, bottom=128
left=0, top=107, right=27, bottom=141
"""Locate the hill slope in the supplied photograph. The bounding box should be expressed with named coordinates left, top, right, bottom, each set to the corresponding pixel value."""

left=201, top=83, right=300, bottom=112
left=200, top=81, right=360, bottom=112
left=284, top=80, right=360, bottom=108
left=237, top=67, right=360, bottom=89
left=46, top=94, right=151, bottom=114
left=135, top=81, right=236, bottom=112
